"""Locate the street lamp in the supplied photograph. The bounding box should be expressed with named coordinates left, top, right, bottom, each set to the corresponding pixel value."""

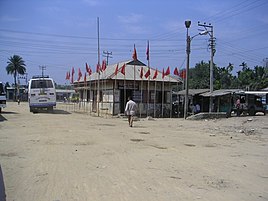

left=184, top=20, right=191, bottom=119
left=183, top=21, right=209, bottom=119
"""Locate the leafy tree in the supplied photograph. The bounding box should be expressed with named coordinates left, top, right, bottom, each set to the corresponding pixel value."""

left=6, top=55, right=26, bottom=99
left=249, top=66, right=268, bottom=90
left=187, top=60, right=267, bottom=91
left=189, top=61, right=210, bottom=89
left=214, top=63, right=234, bottom=90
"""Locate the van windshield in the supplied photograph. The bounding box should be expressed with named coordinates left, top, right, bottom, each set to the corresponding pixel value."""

left=31, top=80, right=54, bottom=89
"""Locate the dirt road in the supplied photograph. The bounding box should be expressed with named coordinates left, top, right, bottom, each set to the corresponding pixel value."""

left=0, top=102, right=268, bottom=201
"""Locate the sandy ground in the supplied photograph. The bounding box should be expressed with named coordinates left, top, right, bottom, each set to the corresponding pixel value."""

left=0, top=102, right=268, bottom=201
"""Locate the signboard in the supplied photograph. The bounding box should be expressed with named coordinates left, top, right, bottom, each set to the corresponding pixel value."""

left=133, top=91, right=142, bottom=102
left=118, top=83, right=139, bottom=90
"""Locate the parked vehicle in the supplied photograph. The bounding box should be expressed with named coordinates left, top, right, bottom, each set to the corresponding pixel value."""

left=232, top=92, right=266, bottom=116
left=28, top=76, right=56, bottom=112
left=0, top=82, right=7, bottom=113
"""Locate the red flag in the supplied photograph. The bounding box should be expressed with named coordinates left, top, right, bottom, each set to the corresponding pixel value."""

left=146, top=41, right=149, bottom=61
left=180, top=69, right=186, bottom=79
left=174, top=67, right=179, bottom=76
left=84, top=72, right=87, bottom=84
left=162, top=68, right=165, bottom=79
left=153, top=69, right=158, bottom=79
left=144, top=68, right=150, bottom=78
left=77, top=68, right=82, bottom=81
left=120, top=64, right=126, bottom=75
left=179, top=70, right=182, bottom=78
left=140, top=67, right=143, bottom=78
left=86, top=63, right=89, bottom=73
left=132, top=44, right=137, bottom=60
left=165, top=66, right=170, bottom=76
left=65, top=71, right=69, bottom=80
left=114, top=63, right=119, bottom=75
left=101, top=60, right=107, bottom=71
left=88, top=66, right=92, bottom=76
left=67, top=71, right=70, bottom=80
left=96, top=63, right=101, bottom=73
left=71, top=67, right=75, bottom=83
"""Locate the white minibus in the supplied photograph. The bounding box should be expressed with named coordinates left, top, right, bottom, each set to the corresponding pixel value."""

left=28, top=76, right=56, bottom=112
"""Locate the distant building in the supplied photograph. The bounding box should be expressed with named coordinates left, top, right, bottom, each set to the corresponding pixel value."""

left=6, top=86, right=75, bottom=102
left=6, top=86, right=27, bottom=101
left=73, top=59, right=182, bottom=116
left=55, top=89, right=76, bottom=102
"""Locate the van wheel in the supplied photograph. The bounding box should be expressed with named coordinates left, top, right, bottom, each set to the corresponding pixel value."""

left=249, top=107, right=255, bottom=116
left=0, top=108, right=2, bottom=113
left=30, top=107, right=33, bottom=112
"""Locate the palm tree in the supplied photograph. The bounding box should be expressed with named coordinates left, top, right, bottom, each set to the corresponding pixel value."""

left=6, top=55, right=26, bottom=100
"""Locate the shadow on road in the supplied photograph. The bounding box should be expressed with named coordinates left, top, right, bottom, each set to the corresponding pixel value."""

left=0, top=165, right=6, bottom=201
left=0, top=115, right=7, bottom=122
left=32, top=109, right=71, bottom=115
left=0, top=111, right=18, bottom=115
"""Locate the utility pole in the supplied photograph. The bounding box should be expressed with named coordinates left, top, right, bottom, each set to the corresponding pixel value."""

left=18, top=73, right=28, bottom=85
left=184, top=20, right=191, bottom=119
left=103, top=51, right=112, bottom=65
left=39, top=65, right=46, bottom=78
left=198, top=22, right=216, bottom=113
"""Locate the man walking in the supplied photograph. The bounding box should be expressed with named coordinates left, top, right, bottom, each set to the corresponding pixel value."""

left=125, top=96, right=137, bottom=127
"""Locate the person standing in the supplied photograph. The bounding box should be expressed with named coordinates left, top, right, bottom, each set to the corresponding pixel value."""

left=236, top=98, right=241, bottom=116
left=125, top=96, right=137, bottom=127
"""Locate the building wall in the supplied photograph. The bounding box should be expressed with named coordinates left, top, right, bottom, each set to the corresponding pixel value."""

left=75, top=79, right=177, bottom=116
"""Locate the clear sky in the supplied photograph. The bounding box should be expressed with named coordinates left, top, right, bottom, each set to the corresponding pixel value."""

left=1, top=0, right=268, bottom=85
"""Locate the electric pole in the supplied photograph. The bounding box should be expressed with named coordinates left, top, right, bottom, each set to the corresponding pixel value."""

left=198, top=22, right=216, bottom=113
left=39, top=65, right=46, bottom=78
left=103, top=51, right=112, bottom=65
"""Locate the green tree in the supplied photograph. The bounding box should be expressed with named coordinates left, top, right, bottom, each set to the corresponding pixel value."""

left=214, top=63, right=234, bottom=90
left=249, top=66, right=268, bottom=90
left=6, top=55, right=27, bottom=99
left=189, top=61, right=210, bottom=89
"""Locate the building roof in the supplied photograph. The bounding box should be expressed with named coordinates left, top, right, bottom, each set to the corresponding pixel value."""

left=76, top=59, right=182, bottom=84
left=200, top=89, right=243, bottom=97
left=175, top=89, right=210, bottom=96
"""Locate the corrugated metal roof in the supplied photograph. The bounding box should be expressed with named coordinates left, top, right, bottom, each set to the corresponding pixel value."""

left=75, top=59, right=182, bottom=84
left=175, top=89, right=210, bottom=96
left=200, top=89, right=243, bottom=97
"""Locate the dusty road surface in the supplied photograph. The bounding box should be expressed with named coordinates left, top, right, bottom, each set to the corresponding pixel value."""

left=0, top=102, right=268, bottom=201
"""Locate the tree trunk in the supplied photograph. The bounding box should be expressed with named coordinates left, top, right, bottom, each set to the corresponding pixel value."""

left=14, top=71, right=17, bottom=101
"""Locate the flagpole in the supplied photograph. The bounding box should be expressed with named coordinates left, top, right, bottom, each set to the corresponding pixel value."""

left=84, top=72, right=87, bottom=112
left=124, top=73, right=126, bottom=114
left=169, top=75, right=171, bottom=118
left=114, top=67, right=117, bottom=116
left=140, top=77, right=143, bottom=118
left=101, top=67, right=104, bottom=109
left=162, top=68, right=164, bottom=117
left=97, top=17, right=100, bottom=117
left=154, top=76, right=156, bottom=118
left=89, top=74, right=92, bottom=114
left=177, top=81, right=179, bottom=118
left=94, top=70, right=97, bottom=112
left=133, top=45, right=136, bottom=108
left=162, top=78, right=164, bottom=117
left=147, top=40, right=150, bottom=117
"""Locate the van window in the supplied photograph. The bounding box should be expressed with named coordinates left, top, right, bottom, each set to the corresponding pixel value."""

left=31, top=80, right=53, bottom=89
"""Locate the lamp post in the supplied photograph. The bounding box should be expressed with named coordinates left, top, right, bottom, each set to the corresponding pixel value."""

left=184, top=20, right=191, bottom=119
